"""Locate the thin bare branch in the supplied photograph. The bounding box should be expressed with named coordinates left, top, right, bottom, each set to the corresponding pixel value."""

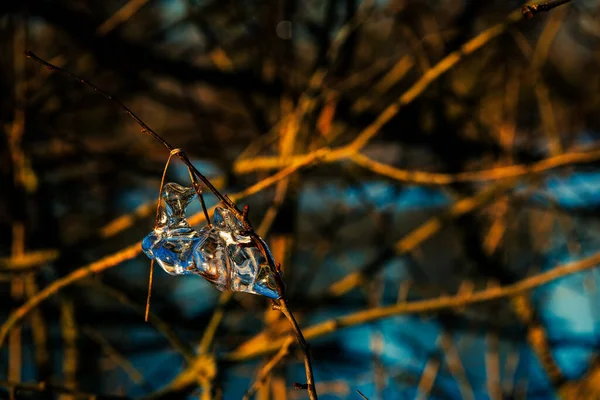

left=522, top=0, right=573, bottom=19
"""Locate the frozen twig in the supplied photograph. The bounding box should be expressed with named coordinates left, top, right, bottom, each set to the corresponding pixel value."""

left=24, top=51, right=319, bottom=399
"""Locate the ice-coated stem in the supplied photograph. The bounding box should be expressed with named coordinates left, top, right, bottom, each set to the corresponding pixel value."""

left=25, top=50, right=318, bottom=398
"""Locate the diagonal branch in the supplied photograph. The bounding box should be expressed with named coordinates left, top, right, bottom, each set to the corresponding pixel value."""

left=234, top=2, right=535, bottom=175
left=226, top=250, right=600, bottom=362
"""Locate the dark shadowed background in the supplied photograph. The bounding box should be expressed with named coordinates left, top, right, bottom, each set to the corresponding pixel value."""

left=2, top=0, right=600, bottom=399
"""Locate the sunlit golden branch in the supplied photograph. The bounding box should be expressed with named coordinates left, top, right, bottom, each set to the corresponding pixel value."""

left=438, top=331, right=474, bottom=400
left=511, top=294, right=565, bottom=387
left=226, top=250, right=600, bottom=361
left=0, top=243, right=141, bottom=349
left=96, top=0, right=150, bottom=36
left=59, top=298, right=78, bottom=400
left=416, top=356, right=439, bottom=400
left=349, top=147, right=600, bottom=185
left=327, top=179, right=517, bottom=297
left=485, top=329, right=502, bottom=400
left=0, top=250, right=59, bottom=273
left=23, top=277, right=49, bottom=378
left=243, top=337, right=295, bottom=400
left=235, top=3, right=531, bottom=175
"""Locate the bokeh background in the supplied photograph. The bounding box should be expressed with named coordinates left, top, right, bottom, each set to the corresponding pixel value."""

left=2, top=0, right=600, bottom=399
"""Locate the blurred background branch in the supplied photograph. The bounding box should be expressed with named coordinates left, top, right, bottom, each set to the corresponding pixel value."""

left=2, top=0, right=600, bottom=399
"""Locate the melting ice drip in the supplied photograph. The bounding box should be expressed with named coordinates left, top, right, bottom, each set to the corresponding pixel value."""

left=142, top=183, right=280, bottom=299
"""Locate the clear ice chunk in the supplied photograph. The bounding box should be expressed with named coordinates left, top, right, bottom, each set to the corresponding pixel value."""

left=141, top=182, right=281, bottom=299
left=142, top=183, right=201, bottom=275
left=192, top=226, right=229, bottom=290
left=213, top=207, right=280, bottom=299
